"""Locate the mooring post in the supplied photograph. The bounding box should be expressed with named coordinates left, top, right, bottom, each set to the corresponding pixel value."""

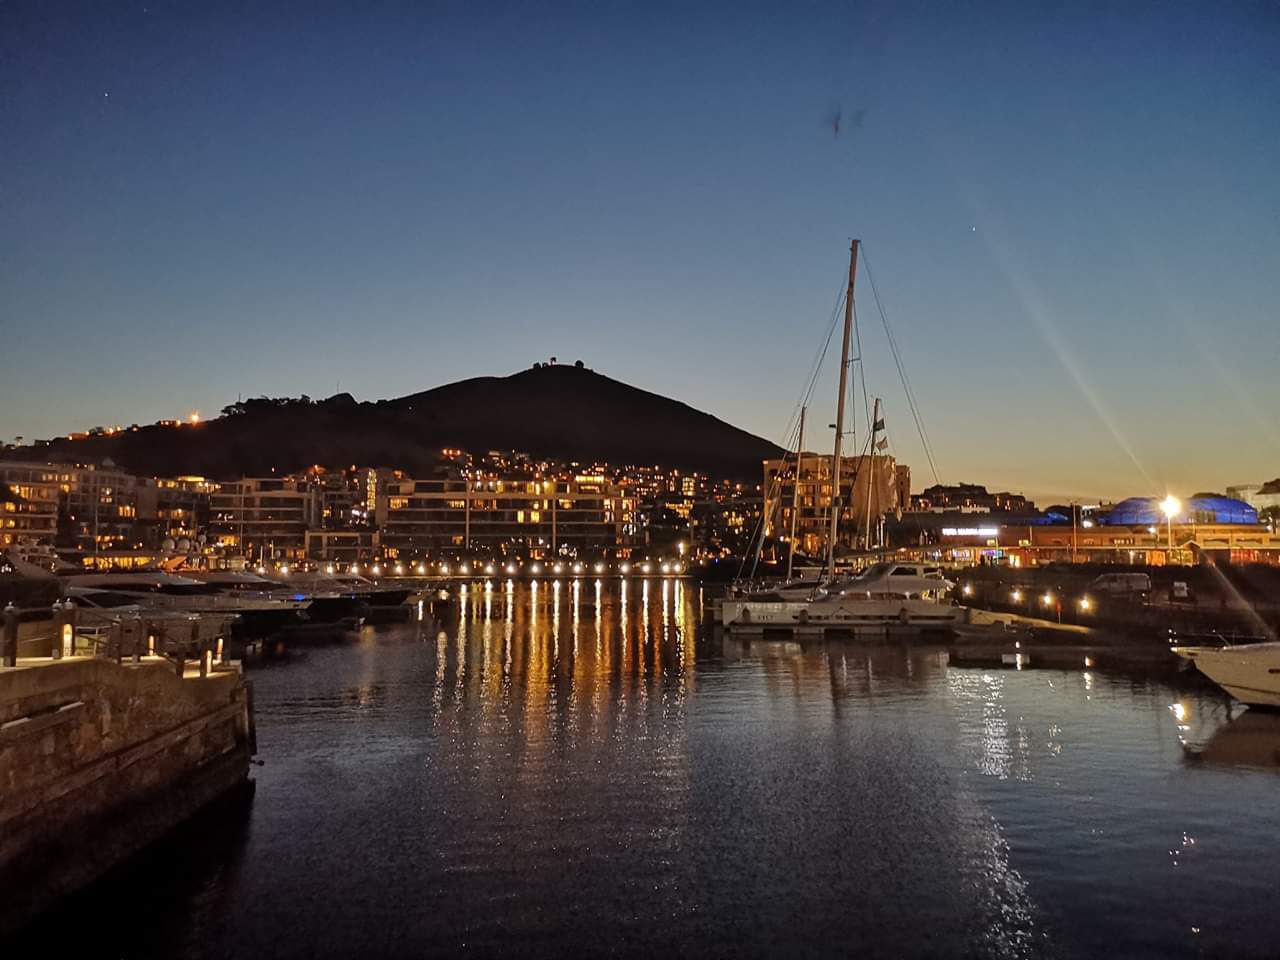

left=2, top=603, right=18, bottom=668
left=51, top=601, right=66, bottom=659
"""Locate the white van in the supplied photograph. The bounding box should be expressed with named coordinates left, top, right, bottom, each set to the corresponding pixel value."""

left=1088, top=572, right=1152, bottom=597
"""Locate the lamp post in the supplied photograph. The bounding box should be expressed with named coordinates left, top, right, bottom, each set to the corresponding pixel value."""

left=1160, top=495, right=1181, bottom=560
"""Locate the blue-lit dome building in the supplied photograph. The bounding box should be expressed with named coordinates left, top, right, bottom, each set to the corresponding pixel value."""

left=1103, top=495, right=1258, bottom=526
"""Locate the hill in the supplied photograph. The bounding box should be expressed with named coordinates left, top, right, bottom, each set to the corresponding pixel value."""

left=5, top=366, right=783, bottom=480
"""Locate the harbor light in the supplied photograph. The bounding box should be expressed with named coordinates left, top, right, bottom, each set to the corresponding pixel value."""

left=1160, top=494, right=1181, bottom=551
left=416, top=563, right=426, bottom=574
left=594, top=562, right=605, bottom=574
left=350, top=563, right=360, bottom=574
left=326, top=564, right=335, bottom=574
left=394, top=563, right=404, bottom=575
left=554, top=562, right=563, bottom=574
left=485, top=563, right=495, bottom=575
left=531, top=563, right=541, bottom=574
left=573, top=562, right=583, bottom=574
left=505, top=563, right=517, bottom=574
left=1079, top=596, right=1092, bottom=612
left=1041, top=592, right=1054, bottom=607
left=620, top=562, right=631, bottom=574
left=661, top=562, right=671, bottom=574
left=188, top=411, right=200, bottom=425
left=641, top=562, right=652, bottom=574
left=371, top=564, right=382, bottom=576
left=256, top=565, right=266, bottom=574
left=962, top=583, right=973, bottom=597
left=1011, top=589, right=1023, bottom=602
left=440, top=563, right=450, bottom=575
left=279, top=564, right=289, bottom=575
left=460, top=563, right=471, bottom=575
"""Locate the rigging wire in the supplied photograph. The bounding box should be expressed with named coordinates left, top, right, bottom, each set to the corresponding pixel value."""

left=737, top=279, right=849, bottom=582
left=859, top=244, right=942, bottom=486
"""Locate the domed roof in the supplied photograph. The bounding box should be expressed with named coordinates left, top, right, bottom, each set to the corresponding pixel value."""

left=1103, top=496, right=1258, bottom=526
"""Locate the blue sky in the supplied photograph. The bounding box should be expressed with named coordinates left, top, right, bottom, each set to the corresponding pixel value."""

left=3, top=1, right=1277, bottom=501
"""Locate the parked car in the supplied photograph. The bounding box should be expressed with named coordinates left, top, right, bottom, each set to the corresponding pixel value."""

left=1088, top=572, right=1152, bottom=599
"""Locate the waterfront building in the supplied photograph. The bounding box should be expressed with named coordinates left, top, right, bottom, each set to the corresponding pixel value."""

left=144, top=475, right=219, bottom=546
left=373, top=469, right=637, bottom=558
left=0, top=462, right=60, bottom=548
left=762, top=453, right=904, bottom=556
left=904, top=518, right=1280, bottom=567
left=1227, top=481, right=1280, bottom=520
left=208, top=477, right=320, bottom=562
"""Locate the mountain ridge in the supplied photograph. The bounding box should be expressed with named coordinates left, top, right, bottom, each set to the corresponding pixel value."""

left=3, top=365, right=783, bottom=480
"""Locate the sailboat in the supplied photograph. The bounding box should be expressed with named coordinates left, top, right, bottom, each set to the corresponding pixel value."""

left=716, top=240, right=959, bottom=635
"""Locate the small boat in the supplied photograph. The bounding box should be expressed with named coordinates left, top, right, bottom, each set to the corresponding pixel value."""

left=1173, top=642, right=1280, bottom=708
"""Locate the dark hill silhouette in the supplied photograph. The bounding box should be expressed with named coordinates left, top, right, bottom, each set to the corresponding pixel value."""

left=6, top=366, right=782, bottom=480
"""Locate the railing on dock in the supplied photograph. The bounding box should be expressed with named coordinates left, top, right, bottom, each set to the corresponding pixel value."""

left=1, top=602, right=234, bottom=678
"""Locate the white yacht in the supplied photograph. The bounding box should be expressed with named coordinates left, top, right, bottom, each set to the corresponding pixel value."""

left=719, top=562, right=959, bottom=633
left=1173, top=643, right=1280, bottom=708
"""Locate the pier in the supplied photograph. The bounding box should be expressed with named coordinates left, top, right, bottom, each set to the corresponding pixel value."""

left=0, top=616, right=254, bottom=936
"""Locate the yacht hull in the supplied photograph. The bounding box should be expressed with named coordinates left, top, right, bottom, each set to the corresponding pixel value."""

left=1174, top=644, right=1280, bottom=708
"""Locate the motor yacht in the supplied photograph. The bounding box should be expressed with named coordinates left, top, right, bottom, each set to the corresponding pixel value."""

left=1173, top=642, right=1280, bottom=708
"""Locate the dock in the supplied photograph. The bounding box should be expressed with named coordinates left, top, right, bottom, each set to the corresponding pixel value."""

left=0, top=610, right=255, bottom=936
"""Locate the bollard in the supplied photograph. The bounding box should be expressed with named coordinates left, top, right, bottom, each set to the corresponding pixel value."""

left=109, top=620, right=123, bottom=663
left=66, top=601, right=79, bottom=656
left=51, top=602, right=65, bottom=659
left=2, top=603, right=18, bottom=668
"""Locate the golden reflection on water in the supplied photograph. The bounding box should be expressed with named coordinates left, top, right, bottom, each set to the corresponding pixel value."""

left=421, top=579, right=700, bottom=728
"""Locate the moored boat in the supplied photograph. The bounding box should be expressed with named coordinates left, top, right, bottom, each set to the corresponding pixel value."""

left=1173, top=642, right=1280, bottom=708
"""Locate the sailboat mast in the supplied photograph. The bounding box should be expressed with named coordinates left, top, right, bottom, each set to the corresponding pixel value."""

left=826, top=239, right=859, bottom=574
left=865, top=397, right=881, bottom=551
left=786, top=406, right=806, bottom=581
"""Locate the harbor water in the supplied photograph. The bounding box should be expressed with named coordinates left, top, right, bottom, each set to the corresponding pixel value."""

left=9, top=580, right=1280, bottom=958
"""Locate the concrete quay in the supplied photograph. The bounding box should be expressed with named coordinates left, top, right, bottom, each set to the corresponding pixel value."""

left=0, top=654, right=255, bottom=937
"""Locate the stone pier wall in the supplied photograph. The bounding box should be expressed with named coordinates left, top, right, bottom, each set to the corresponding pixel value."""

left=0, top=658, right=252, bottom=935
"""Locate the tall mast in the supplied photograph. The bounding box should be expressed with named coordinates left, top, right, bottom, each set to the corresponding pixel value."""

left=826, top=239, right=859, bottom=574
left=864, top=397, right=881, bottom=551
left=786, top=406, right=806, bottom=581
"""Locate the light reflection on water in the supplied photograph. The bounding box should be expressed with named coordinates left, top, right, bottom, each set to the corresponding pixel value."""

left=9, top=581, right=1280, bottom=959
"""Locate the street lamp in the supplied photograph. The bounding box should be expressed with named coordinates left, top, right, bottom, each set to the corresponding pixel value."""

left=1160, top=495, right=1181, bottom=555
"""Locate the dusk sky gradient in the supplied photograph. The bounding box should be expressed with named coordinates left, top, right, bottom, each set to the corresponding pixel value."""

left=3, top=1, right=1277, bottom=502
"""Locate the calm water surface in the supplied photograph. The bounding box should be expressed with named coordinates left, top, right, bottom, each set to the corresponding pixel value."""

left=13, top=580, right=1280, bottom=958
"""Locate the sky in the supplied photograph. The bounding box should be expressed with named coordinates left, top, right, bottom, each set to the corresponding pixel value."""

left=2, top=1, right=1278, bottom=502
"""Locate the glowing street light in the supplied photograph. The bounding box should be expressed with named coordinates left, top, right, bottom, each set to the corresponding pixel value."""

left=1160, top=494, right=1181, bottom=554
